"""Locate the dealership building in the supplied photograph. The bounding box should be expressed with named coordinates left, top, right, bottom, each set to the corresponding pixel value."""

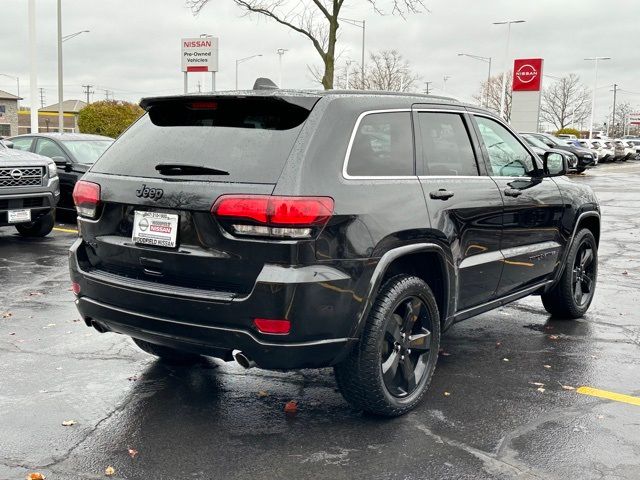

left=17, top=99, right=87, bottom=134
left=0, top=89, right=21, bottom=137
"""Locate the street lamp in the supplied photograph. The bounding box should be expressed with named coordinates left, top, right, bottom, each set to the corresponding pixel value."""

left=493, top=19, right=525, bottom=119
left=339, top=18, right=365, bottom=89
left=443, top=75, right=452, bottom=94
left=0, top=74, right=20, bottom=109
left=277, top=49, right=288, bottom=88
left=235, top=54, right=262, bottom=90
left=458, top=53, right=492, bottom=107
left=62, top=30, right=89, bottom=42
left=584, top=56, right=611, bottom=139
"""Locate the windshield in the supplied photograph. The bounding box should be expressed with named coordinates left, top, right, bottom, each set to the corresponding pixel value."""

left=522, top=134, right=549, bottom=150
left=61, top=140, right=113, bottom=164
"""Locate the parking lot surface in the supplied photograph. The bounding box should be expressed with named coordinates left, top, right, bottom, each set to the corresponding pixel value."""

left=1, top=164, right=639, bottom=480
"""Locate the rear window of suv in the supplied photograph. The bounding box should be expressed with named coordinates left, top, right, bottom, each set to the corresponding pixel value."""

left=91, top=96, right=317, bottom=183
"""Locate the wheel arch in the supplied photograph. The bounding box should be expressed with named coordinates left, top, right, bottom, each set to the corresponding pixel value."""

left=352, top=243, right=454, bottom=339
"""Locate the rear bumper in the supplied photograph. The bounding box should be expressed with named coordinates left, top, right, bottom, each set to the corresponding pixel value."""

left=69, top=239, right=369, bottom=369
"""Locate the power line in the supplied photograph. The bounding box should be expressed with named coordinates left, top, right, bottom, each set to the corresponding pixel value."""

left=82, top=84, right=94, bottom=104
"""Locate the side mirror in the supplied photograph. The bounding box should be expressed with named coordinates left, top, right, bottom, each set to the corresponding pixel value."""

left=4, top=140, right=14, bottom=149
left=543, top=151, right=567, bottom=177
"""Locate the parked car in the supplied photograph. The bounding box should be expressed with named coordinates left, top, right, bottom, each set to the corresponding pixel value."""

left=69, top=90, right=600, bottom=416
left=557, top=133, right=577, bottom=140
left=614, top=139, right=636, bottom=160
left=520, top=132, right=596, bottom=173
left=521, top=134, right=579, bottom=171
left=0, top=139, right=59, bottom=236
left=574, top=140, right=600, bottom=165
left=609, top=140, right=626, bottom=161
left=626, top=139, right=640, bottom=157
left=583, top=139, right=613, bottom=163
left=8, top=133, right=113, bottom=214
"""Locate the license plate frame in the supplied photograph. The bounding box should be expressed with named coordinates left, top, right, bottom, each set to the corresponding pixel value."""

left=131, top=211, right=179, bottom=249
left=8, top=209, right=31, bottom=223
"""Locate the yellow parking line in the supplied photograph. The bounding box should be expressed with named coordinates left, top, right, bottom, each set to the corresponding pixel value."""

left=576, top=386, right=640, bottom=406
left=53, top=227, right=78, bottom=234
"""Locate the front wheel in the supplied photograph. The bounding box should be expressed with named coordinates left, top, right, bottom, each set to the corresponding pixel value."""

left=334, top=275, right=441, bottom=417
left=15, top=211, right=55, bottom=237
left=542, top=228, right=597, bottom=319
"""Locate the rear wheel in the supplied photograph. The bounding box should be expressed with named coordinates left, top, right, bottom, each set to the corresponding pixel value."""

left=334, top=275, right=440, bottom=417
left=132, top=338, right=203, bottom=366
left=15, top=211, right=55, bottom=237
left=542, top=228, right=597, bottom=319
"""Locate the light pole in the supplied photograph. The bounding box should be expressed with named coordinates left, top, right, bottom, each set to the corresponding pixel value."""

left=200, top=34, right=216, bottom=91
left=493, top=19, right=525, bottom=119
left=458, top=53, right=491, bottom=107
left=0, top=74, right=20, bottom=109
left=62, top=30, right=89, bottom=42
left=276, top=49, right=288, bottom=88
left=443, top=75, right=451, bottom=94
left=584, top=56, right=611, bottom=139
left=339, top=18, right=365, bottom=89
left=235, top=54, right=262, bottom=90
left=28, top=0, right=38, bottom=133
left=56, top=25, right=90, bottom=134
left=345, top=59, right=352, bottom=89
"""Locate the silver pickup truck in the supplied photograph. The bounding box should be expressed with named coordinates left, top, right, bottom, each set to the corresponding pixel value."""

left=0, top=139, right=60, bottom=237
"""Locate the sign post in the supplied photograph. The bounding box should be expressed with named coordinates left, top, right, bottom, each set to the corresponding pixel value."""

left=181, top=37, right=219, bottom=94
left=510, top=58, right=544, bottom=132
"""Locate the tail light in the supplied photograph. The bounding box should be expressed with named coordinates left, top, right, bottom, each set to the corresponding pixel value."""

left=73, top=180, right=101, bottom=218
left=212, top=195, right=334, bottom=239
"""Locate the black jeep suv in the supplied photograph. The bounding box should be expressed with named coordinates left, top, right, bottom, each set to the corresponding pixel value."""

left=69, top=91, right=600, bottom=416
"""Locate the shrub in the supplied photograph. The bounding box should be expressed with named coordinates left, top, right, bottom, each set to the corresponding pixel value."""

left=78, top=100, right=144, bottom=138
left=555, top=127, right=582, bottom=138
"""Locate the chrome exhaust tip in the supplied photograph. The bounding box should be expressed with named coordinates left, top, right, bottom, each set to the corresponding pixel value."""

left=233, top=350, right=256, bottom=369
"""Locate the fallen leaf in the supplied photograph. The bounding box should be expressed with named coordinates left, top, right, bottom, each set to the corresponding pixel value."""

left=2, top=311, right=12, bottom=318
left=440, top=351, right=451, bottom=357
left=128, top=447, right=138, bottom=458
left=9, top=332, right=15, bottom=335
left=622, top=270, right=628, bottom=275
left=502, top=358, right=509, bottom=362
left=561, top=385, right=575, bottom=391
left=28, top=292, right=43, bottom=296
left=284, top=400, right=298, bottom=414
left=127, top=376, right=138, bottom=382
left=537, top=387, right=546, bottom=393
left=543, top=365, right=551, bottom=369
left=597, top=415, right=604, bottom=419
left=61, top=420, right=76, bottom=426
left=443, top=391, right=451, bottom=396
left=105, top=466, right=115, bottom=476
left=548, top=335, right=559, bottom=340
left=26, top=473, right=45, bottom=480
left=530, top=382, right=545, bottom=386
left=495, top=341, right=501, bottom=348
left=257, top=390, right=269, bottom=398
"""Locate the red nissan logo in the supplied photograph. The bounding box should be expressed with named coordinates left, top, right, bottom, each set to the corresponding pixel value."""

left=516, top=64, right=538, bottom=84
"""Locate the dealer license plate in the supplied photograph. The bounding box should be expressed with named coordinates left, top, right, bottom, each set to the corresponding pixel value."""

left=8, top=209, right=31, bottom=223
left=132, top=211, right=179, bottom=248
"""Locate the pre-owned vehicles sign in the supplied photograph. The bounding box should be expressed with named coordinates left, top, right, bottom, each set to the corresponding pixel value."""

left=181, top=37, right=219, bottom=72
left=512, top=58, right=544, bottom=92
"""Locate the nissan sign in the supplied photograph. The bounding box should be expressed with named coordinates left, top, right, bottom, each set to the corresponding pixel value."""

left=181, top=37, right=219, bottom=73
left=512, top=58, right=544, bottom=92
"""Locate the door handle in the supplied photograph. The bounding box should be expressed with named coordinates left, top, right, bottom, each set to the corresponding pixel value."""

left=504, top=187, right=522, bottom=198
left=429, top=189, right=455, bottom=200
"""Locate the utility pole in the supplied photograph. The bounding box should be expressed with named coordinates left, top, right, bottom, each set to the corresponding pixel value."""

left=57, top=0, right=64, bottom=133
left=38, top=88, right=46, bottom=108
left=611, top=83, right=618, bottom=137
left=424, top=81, right=432, bottom=94
left=28, top=0, right=38, bottom=133
left=82, top=84, right=93, bottom=104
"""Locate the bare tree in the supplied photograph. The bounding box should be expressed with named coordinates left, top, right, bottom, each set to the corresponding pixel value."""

left=186, top=0, right=427, bottom=89
left=609, top=101, right=633, bottom=137
left=335, top=50, right=420, bottom=91
left=473, top=72, right=512, bottom=121
left=540, top=74, right=591, bottom=130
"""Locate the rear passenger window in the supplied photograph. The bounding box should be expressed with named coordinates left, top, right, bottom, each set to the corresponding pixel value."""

left=10, top=137, right=34, bottom=151
left=417, top=112, right=478, bottom=176
left=346, top=112, right=413, bottom=177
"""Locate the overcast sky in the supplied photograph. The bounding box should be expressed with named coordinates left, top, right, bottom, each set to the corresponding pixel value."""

left=1, top=0, right=638, bottom=124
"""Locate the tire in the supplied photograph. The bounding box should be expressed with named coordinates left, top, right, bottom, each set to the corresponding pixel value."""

left=132, top=338, right=203, bottom=366
left=15, top=211, right=55, bottom=237
left=334, top=275, right=441, bottom=417
left=542, top=228, right=597, bottom=319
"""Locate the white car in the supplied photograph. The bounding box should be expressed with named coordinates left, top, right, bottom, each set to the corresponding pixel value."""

left=613, top=139, right=635, bottom=161
left=575, top=140, right=600, bottom=165
left=588, top=140, right=614, bottom=163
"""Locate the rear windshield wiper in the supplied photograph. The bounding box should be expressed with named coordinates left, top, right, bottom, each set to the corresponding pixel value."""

left=155, top=163, right=229, bottom=176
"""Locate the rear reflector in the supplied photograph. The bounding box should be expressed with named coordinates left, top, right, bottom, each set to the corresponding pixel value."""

left=212, top=195, right=333, bottom=239
left=71, top=282, right=81, bottom=295
left=253, top=318, right=291, bottom=335
left=72, top=180, right=101, bottom=218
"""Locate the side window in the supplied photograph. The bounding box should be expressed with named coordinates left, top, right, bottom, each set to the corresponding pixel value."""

left=347, top=112, right=413, bottom=177
left=35, top=138, right=66, bottom=159
left=10, top=137, right=34, bottom=151
left=475, top=116, right=536, bottom=177
left=418, top=112, right=478, bottom=176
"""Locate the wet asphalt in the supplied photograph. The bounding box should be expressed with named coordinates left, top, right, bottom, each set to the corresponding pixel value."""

left=1, top=163, right=639, bottom=480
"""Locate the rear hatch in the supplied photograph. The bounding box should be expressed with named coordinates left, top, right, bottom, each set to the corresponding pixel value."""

left=77, top=94, right=320, bottom=298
